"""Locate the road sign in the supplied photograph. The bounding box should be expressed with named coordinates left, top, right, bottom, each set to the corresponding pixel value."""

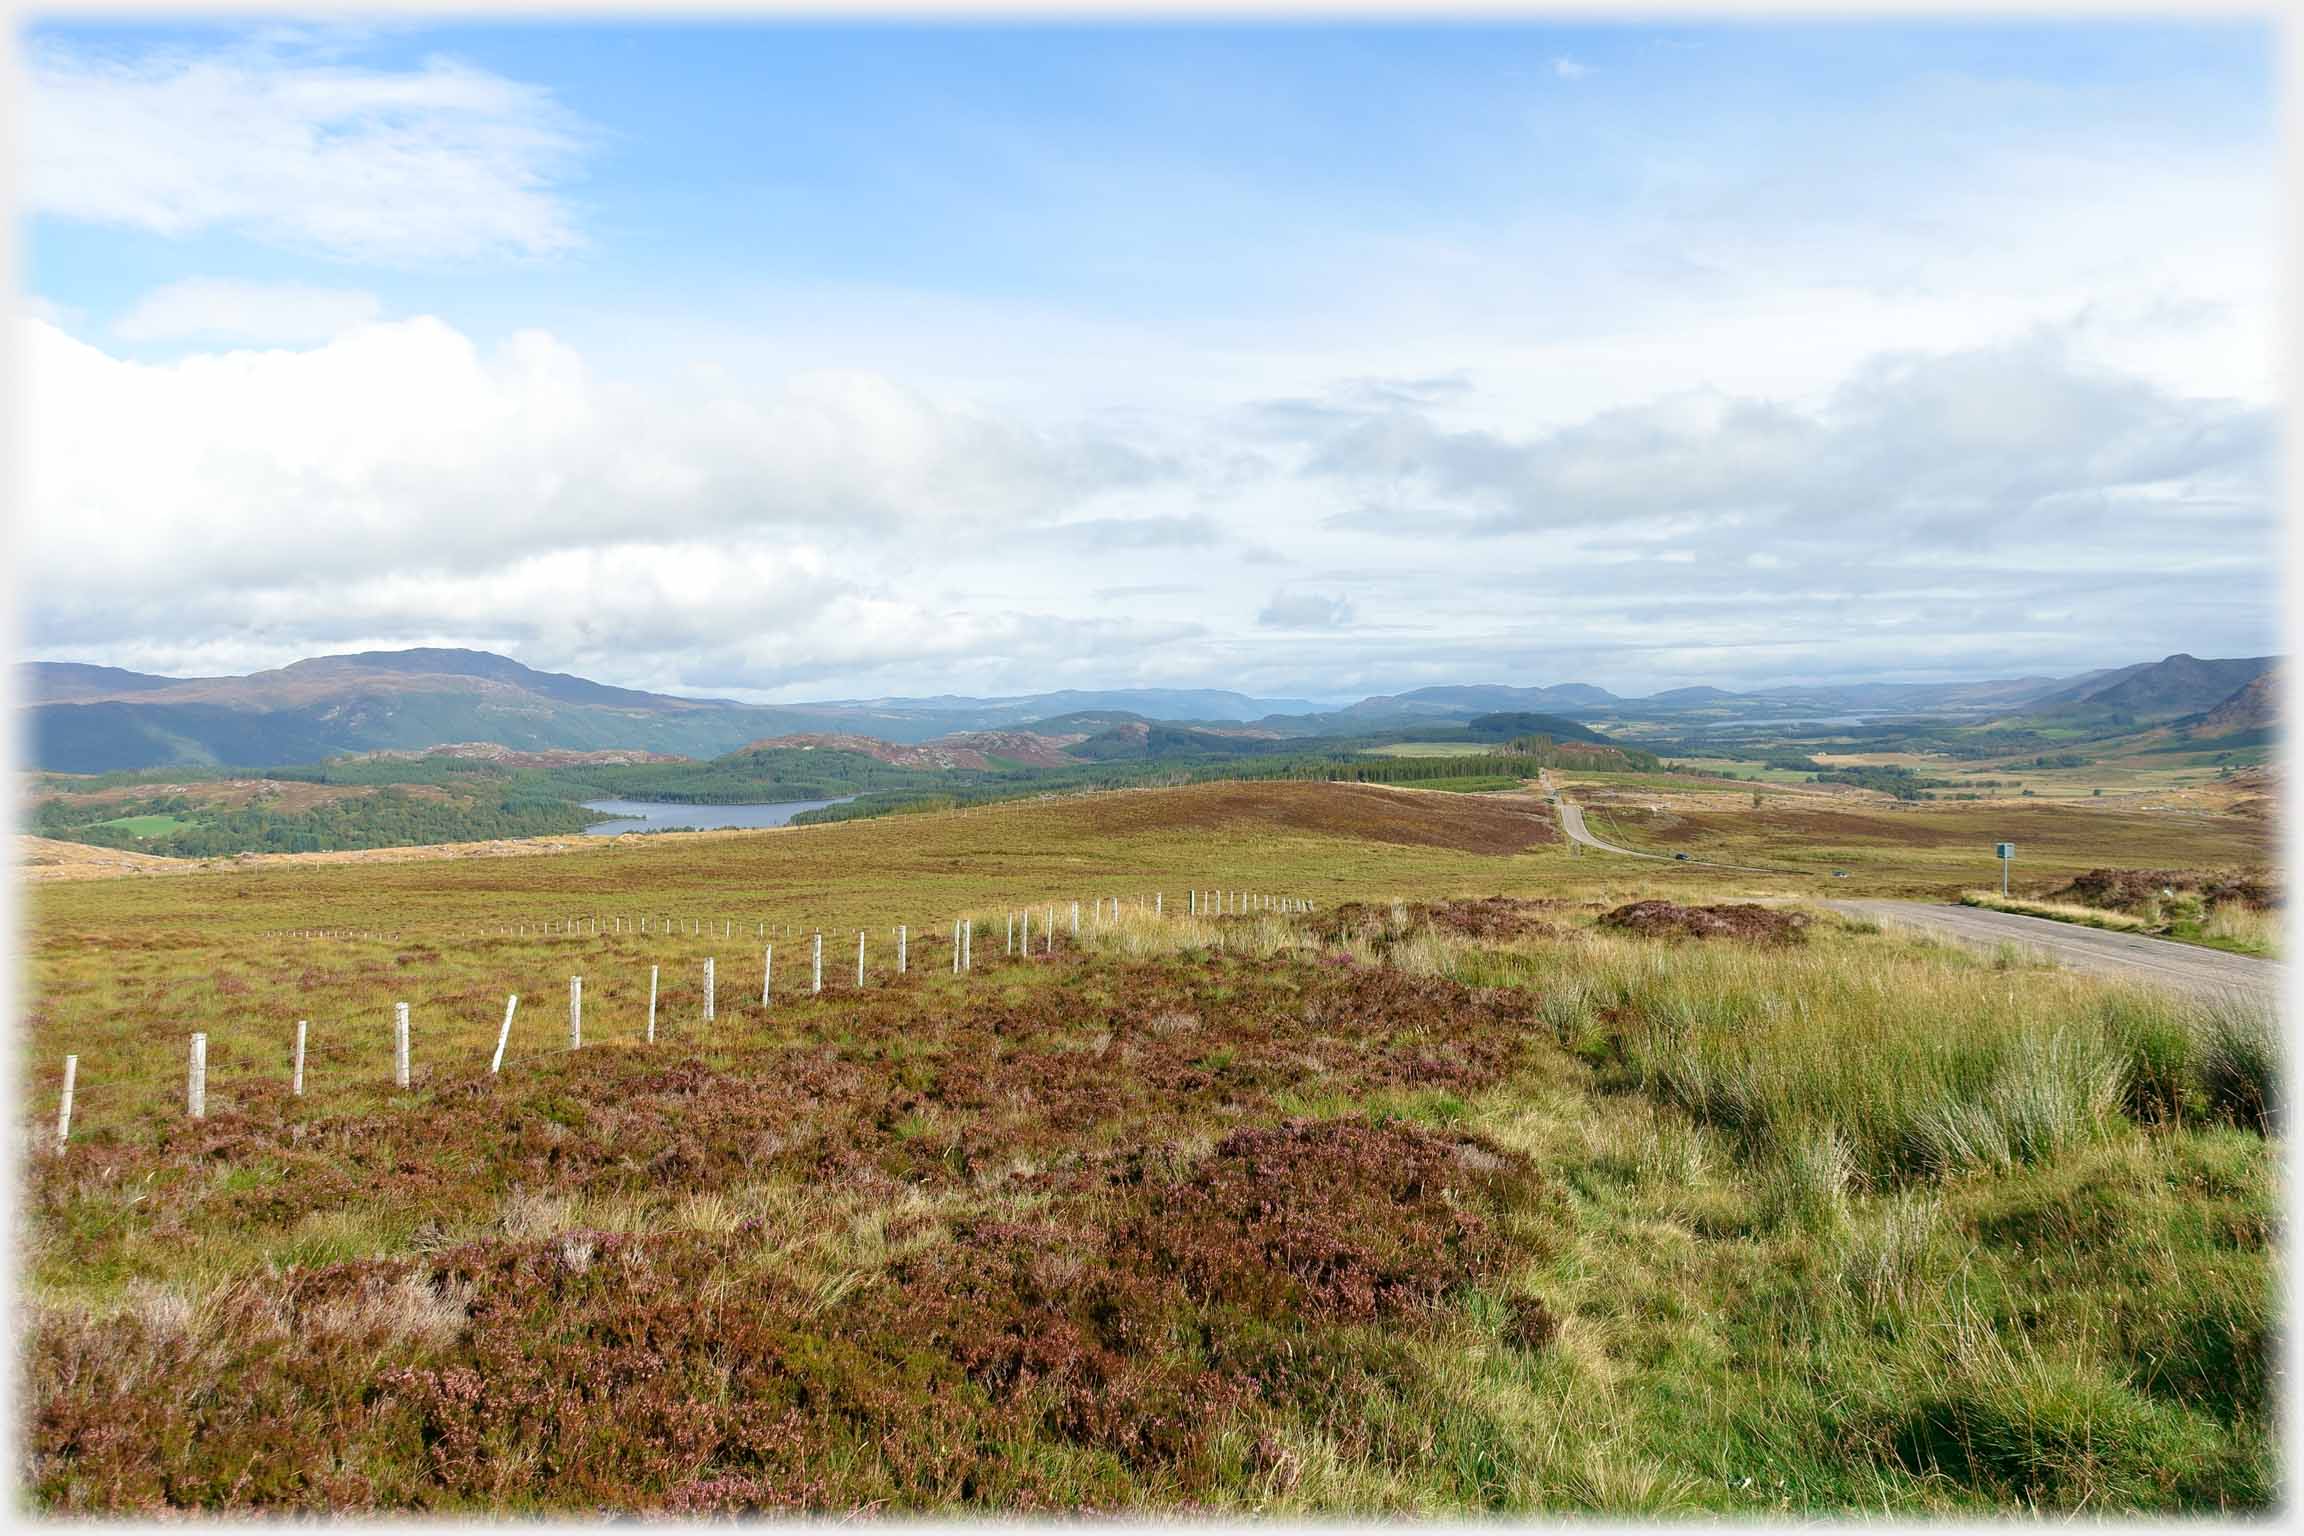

left=1994, top=842, right=2014, bottom=859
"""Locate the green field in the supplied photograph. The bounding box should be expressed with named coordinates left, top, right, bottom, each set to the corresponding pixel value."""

left=86, top=813, right=195, bottom=838
left=1663, top=756, right=1822, bottom=785
left=19, top=781, right=2278, bottom=1515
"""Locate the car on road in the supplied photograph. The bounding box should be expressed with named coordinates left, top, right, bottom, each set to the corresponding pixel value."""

left=1673, top=852, right=1690, bottom=861
left=1833, top=870, right=1849, bottom=878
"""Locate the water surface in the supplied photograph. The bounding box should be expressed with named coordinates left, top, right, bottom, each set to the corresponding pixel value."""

left=581, top=796, right=859, bottom=835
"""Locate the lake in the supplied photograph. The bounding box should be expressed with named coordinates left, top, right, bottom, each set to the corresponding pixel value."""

left=581, top=796, right=860, bottom=835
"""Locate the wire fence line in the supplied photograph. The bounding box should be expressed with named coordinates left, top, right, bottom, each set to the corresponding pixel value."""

left=44, top=890, right=1320, bottom=1148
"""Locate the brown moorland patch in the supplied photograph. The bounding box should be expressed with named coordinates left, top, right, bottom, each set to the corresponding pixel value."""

left=2051, top=867, right=2278, bottom=912
left=26, top=952, right=1540, bottom=1297
left=1073, top=781, right=1556, bottom=854
left=1127, top=1117, right=1540, bottom=1322
left=1598, top=900, right=1810, bottom=944
left=23, top=938, right=1561, bottom=1513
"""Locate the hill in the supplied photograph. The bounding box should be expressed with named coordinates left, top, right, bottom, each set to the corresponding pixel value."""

left=22, top=650, right=793, bottom=772
left=19, top=653, right=1317, bottom=771
left=1067, top=721, right=1288, bottom=762
left=2027, top=653, right=2274, bottom=723
left=2179, top=671, right=2279, bottom=740
left=733, top=731, right=1088, bottom=772
left=1464, top=711, right=1610, bottom=743
left=1337, top=683, right=1621, bottom=723
left=24, top=645, right=2285, bottom=773
left=21, top=662, right=196, bottom=703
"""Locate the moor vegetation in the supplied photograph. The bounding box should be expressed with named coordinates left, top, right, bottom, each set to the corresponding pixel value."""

left=19, top=814, right=2279, bottom=1516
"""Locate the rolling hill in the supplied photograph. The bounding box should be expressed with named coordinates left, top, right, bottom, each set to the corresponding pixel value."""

left=2026, top=653, right=2275, bottom=723
left=19, top=654, right=1324, bottom=771
left=22, top=646, right=2284, bottom=773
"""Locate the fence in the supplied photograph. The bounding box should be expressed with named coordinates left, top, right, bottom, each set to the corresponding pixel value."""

left=46, top=890, right=1318, bottom=1145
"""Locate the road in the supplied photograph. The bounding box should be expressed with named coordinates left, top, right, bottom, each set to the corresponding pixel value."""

left=1824, top=900, right=2280, bottom=1004
left=1538, top=773, right=2278, bottom=1003
left=1538, top=772, right=1805, bottom=876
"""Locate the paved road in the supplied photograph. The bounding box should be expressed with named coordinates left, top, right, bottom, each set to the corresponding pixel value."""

left=1826, top=899, right=2280, bottom=1004
left=1539, top=773, right=1807, bottom=876
left=1535, top=773, right=2278, bottom=1003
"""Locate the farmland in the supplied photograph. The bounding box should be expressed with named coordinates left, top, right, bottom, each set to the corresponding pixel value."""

left=18, top=780, right=2280, bottom=1514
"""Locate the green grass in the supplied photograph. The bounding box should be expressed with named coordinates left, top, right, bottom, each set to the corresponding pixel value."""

left=1662, top=756, right=1818, bottom=785
left=87, top=813, right=195, bottom=838
left=18, top=781, right=2279, bottom=1514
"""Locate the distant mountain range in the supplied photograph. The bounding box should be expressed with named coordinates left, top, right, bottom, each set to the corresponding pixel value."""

left=17, top=646, right=2279, bottom=774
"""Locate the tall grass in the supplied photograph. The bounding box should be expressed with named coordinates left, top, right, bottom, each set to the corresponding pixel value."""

left=1959, top=891, right=2154, bottom=932
left=1077, top=903, right=2281, bottom=1184
left=2196, top=902, right=2280, bottom=958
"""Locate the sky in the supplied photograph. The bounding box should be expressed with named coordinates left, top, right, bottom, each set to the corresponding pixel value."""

left=14, top=14, right=2284, bottom=705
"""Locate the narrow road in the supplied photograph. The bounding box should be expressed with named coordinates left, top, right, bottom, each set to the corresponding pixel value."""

left=1539, top=772, right=1807, bottom=876
left=1825, top=900, right=2280, bottom=1004
left=1536, top=773, right=2278, bottom=1003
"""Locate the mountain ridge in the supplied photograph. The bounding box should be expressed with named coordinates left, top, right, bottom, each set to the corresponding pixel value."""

left=19, top=646, right=2281, bottom=773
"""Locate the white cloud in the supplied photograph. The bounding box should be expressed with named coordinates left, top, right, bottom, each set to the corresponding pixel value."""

left=1258, top=592, right=1356, bottom=631
left=18, top=314, right=1217, bottom=697
left=113, top=277, right=383, bottom=344
left=24, top=37, right=585, bottom=262
left=1299, top=331, right=2269, bottom=548
left=1551, top=57, right=1591, bottom=81
left=22, top=314, right=1158, bottom=593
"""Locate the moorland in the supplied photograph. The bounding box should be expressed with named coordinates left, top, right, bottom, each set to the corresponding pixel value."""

left=18, top=775, right=2280, bottom=1515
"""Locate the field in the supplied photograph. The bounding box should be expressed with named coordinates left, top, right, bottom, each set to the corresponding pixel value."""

left=18, top=780, right=2281, bottom=1514
left=1658, top=756, right=1823, bottom=785
left=83, top=813, right=194, bottom=838
left=1807, top=749, right=2261, bottom=802
left=1361, top=742, right=1505, bottom=758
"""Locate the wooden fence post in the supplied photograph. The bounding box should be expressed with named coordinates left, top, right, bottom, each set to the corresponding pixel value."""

left=899, top=925, right=908, bottom=973
left=55, top=1054, right=76, bottom=1152
left=394, top=1002, right=411, bottom=1089
left=857, top=930, right=866, bottom=987
left=188, top=1033, right=207, bottom=1119
left=292, top=1021, right=307, bottom=1096
left=812, top=933, right=823, bottom=994
left=704, top=957, right=717, bottom=1021
left=570, top=976, right=583, bottom=1050
left=647, top=967, right=658, bottom=1042
left=492, top=995, right=519, bottom=1073
left=763, top=947, right=774, bottom=1007
left=963, top=919, right=972, bottom=971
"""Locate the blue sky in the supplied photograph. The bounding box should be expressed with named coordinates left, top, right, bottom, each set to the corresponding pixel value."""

left=18, top=16, right=2282, bottom=701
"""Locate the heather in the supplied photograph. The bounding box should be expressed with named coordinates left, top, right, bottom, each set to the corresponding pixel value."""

left=18, top=789, right=2279, bottom=1515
